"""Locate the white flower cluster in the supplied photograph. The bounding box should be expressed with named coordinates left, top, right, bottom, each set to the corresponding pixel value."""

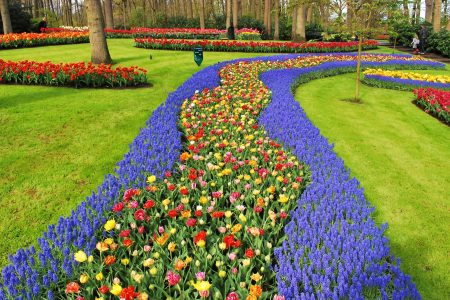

left=59, top=25, right=88, bottom=31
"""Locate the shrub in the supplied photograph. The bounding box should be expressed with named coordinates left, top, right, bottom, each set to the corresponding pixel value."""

left=426, top=30, right=450, bottom=58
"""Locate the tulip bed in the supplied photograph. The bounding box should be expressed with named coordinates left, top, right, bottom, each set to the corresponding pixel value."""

left=42, top=27, right=262, bottom=40
left=0, top=53, right=442, bottom=300
left=0, top=32, right=89, bottom=49
left=362, top=68, right=450, bottom=91
left=413, top=88, right=450, bottom=124
left=0, top=60, right=148, bottom=88
left=134, top=38, right=379, bottom=53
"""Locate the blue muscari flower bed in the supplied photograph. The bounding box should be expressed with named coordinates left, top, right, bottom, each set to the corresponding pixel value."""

left=0, top=54, right=444, bottom=299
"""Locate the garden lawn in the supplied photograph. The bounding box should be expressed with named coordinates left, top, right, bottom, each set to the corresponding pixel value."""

left=295, top=70, right=450, bottom=300
left=0, top=38, right=272, bottom=268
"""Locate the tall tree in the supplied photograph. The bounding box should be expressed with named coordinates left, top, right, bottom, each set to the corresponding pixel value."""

left=433, top=0, right=442, bottom=31
left=85, top=0, right=112, bottom=64
left=294, top=4, right=306, bottom=41
left=274, top=0, right=280, bottom=39
left=226, top=0, right=231, bottom=28
left=186, top=0, right=193, bottom=19
left=232, top=0, right=238, bottom=27
left=306, top=5, right=312, bottom=23
left=425, top=0, right=433, bottom=22
left=264, top=0, right=270, bottom=31
left=0, top=0, right=12, bottom=33
left=291, top=3, right=297, bottom=39
left=104, top=0, right=114, bottom=28
left=199, top=0, right=205, bottom=29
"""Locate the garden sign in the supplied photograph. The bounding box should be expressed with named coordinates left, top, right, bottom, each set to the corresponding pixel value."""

left=194, top=47, right=203, bottom=66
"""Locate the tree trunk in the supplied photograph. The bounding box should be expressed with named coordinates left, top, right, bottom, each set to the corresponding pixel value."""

left=306, top=6, right=312, bottom=23
left=186, top=0, right=193, bottom=18
left=266, top=0, right=271, bottom=35
left=425, top=0, right=433, bottom=22
left=415, top=0, right=421, bottom=24
left=226, top=0, right=231, bottom=28
left=354, top=37, right=362, bottom=102
left=294, top=4, right=305, bottom=41
left=32, top=0, right=39, bottom=18
left=85, top=0, right=112, bottom=64
left=291, top=4, right=297, bottom=40
left=433, top=0, right=442, bottom=31
left=255, top=0, right=260, bottom=20
left=104, top=0, right=114, bottom=28
left=199, top=0, right=205, bottom=29
left=232, top=0, right=238, bottom=28
left=274, top=0, right=279, bottom=40
left=264, top=0, right=269, bottom=28
left=402, top=0, right=409, bottom=17
left=0, top=0, right=12, bottom=33
left=346, top=0, right=352, bottom=30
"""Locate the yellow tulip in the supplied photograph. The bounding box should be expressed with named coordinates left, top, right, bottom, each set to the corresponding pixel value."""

left=104, top=219, right=116, bottom=231
left=74, top=250, right=87, bottom=263
left=110, top=284, right=122, bottom=296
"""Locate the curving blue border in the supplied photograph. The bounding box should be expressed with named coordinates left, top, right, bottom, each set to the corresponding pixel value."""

left=1, top=54, right=442, bottom=299
left=260, top=63, right=421, bottom=299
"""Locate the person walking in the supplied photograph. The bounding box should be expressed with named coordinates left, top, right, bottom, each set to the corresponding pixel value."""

left=411, top=34, right=420, bottom=55
left=419, top=25, right=429, bottom=54
left=38, top=17, right=47, bottom=32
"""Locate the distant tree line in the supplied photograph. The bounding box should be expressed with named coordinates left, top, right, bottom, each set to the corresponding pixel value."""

left=1, top=1, right=449, bottom=37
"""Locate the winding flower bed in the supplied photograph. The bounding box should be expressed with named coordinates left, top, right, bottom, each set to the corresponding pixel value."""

left=413, top=88, right=450, bottom=124
left=0, top=32, right=89, bottom=49
left=0, top=53, right=440, bottom=300
left=134, top=38, right=379, bottom=53
left=0, top=60, right=148, bottom=88
left=363, top=68, right=450, bottom=90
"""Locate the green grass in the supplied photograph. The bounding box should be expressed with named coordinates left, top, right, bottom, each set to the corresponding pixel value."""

left=295, top=70, right=450, bottom=299
left=0, top=39, right=272, bottom=268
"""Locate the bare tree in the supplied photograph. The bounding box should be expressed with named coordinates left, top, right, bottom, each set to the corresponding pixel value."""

left=0, top=0, right=12, bottom=33
left=85, top=0, right=112, bottom=63
left=433, top=0, right=442, bottom=31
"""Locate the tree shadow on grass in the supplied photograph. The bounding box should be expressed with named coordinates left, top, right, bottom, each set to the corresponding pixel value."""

left=0, top=87, right=77, bottom=109
left=112, top=55, right=150, bottom=65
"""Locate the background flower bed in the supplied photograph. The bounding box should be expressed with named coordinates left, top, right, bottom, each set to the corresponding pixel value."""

left=0, top=60, right=148, bottom=88
left=0, top=53, right=441, bottom=299
left=362, top=69, right=450, bottom=91
left=134, top=38, right=379, bottom=53
left=41, top=27, right=262, bottom=40
left=413, top=88, right=450, bottom=124
left=0, top=32, right=88, bottom=49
